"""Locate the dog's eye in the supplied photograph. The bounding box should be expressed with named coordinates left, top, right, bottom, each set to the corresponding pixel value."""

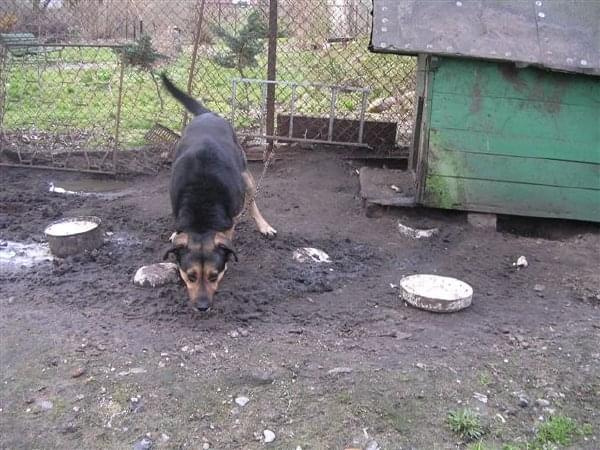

left=187, top=273, right=197, bottom=283
left=208, top=273, right=219, bottom=283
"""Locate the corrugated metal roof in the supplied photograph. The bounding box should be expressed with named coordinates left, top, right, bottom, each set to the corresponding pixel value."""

left=370, top=0, right=600, bottom=76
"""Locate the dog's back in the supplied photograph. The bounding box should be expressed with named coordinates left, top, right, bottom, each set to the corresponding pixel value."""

left=162, top=75, right=247, bottom=232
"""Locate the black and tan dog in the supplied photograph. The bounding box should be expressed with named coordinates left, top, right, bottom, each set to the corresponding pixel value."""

left=161, top=74, right=276, bottom=312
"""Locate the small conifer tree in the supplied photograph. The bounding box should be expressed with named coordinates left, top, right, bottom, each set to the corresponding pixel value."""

left=212, top=9, right=268, bottom=79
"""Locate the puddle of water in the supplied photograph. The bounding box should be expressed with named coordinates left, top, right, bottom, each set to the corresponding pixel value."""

left=106, top=231, right=142, bottom=246
left=0, top=232, right=142, bottom=271
left=0, top=240, right=53, bottom=269
left=49, top=181, right=134, bottom=200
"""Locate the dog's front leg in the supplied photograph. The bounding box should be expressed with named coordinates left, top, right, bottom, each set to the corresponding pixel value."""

left=241, top=171, right=277, bottom=237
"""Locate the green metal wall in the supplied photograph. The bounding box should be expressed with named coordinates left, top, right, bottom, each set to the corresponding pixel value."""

left=420, top=57, right=600, bottom=222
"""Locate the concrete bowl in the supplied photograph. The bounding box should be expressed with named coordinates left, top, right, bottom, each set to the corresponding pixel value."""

left=400, top=274, right=473, bottom=313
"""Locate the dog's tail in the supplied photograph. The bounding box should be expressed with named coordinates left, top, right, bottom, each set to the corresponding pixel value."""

left=161, top=73, right=210, bottom=116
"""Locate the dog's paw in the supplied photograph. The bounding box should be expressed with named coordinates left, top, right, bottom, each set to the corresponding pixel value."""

left=260, top=225, right=277, bottom=238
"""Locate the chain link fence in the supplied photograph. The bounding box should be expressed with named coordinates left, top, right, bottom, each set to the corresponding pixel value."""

left=0, top=0, right=415, bottom=173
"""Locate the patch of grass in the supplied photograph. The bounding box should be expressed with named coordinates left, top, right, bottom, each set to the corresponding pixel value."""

left=3, top=38, right=415, bottom=149
left=478, top=371, right=492, bottom=386
left=467, top=441, right=497, bottom=450
left=336, top=391, right=352, bottom=404
left=498, top=416, right=593, bottom=450
left=448, top=408, right=485, bottom=442
left=380, top=402, right=408, bottom=434
left=534, top=415, right=588, bottom=448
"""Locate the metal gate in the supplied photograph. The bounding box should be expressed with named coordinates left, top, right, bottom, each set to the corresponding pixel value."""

left=232, top=78, right=373, bottom=148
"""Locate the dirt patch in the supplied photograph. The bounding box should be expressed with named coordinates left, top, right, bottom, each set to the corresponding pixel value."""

left=1, top=150, right=599, bottom=449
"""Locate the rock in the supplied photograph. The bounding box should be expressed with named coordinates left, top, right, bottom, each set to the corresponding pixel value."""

left=118, top=367, right=147, bottom=376
left=327, top=367, right=353, bottom=375
left=228, top=330, right=240, bottom=338
left=473, top=392, right=488, bottom=403
left=247, top=370, right=276, bottom=385
left=518, top=394, right=529, bottom=408
left=534, top=284, right=546, bottom=292
left=133, top=263, right=179, bottom=287
left=202, top=443, right=210, bottom=450
left=71, top=367, right=86, bottom=378
left=60, top=422, right=78, bottom=434
left=263, top=429, right=276, bottom=443
left=365, top=440, right=380, bottom=450
left=293, top=247, right=331, bottom=263
left=536, top=399, right=550, bottom=407
left=514, top=256, right=528, bottom=268
left=36, top=399, right=53, bottom=410
left=235, top=396, right=250, bottom=407
left=238, top=328, right=249, bottom=337
left=398, top=222, right=438, bottom=239
left=133, top=437, right=153, bottom=450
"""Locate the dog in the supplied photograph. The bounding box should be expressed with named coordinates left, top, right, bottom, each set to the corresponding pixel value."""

left=161, top=74, right=276, bottom=312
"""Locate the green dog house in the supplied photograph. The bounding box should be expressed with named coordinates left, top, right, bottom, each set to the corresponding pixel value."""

left=371, top=0, right=600, bottom=222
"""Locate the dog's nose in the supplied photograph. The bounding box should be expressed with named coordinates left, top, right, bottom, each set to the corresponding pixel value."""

left=194, top=297, right=211, bottom=312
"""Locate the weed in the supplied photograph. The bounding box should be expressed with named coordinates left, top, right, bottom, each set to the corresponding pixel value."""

left=336, top=391, right=352, bottom=405
left=534, top=415, right=578, bottom=447
left=478, top=371, right=492, bottom=386
left=448, top=408, right=485, bottom=442
left=467, top=441, right=496, bottom=450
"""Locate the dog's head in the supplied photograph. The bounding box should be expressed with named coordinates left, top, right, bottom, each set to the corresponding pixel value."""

left=164, top=231, right=237, bottom=311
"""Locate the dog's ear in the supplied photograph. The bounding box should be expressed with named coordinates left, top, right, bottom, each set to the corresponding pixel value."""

left=215, top=233, right=238, bottom=262
left=163, top=246, right=181, bottom=262
left=163, top=232, right=189, bottom=262
left=218, top=242, right=238, bottom=262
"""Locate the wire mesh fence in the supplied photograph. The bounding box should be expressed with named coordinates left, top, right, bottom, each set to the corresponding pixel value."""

left=0, top=0, right=416, bottom=173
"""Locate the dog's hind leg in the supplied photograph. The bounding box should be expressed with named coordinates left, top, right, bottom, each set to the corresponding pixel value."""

left=241, top=171, right=277, bottom=237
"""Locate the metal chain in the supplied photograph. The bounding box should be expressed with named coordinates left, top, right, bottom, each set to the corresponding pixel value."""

left=239, top=144, right=277, bottom=218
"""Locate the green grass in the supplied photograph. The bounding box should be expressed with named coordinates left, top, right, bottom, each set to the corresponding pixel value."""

left=467, top=441, right=497, bottom=450
left=533, top=415, right=593, bottom=448
left=2, top=38, right=415, bottom=149
left=469, top=415, right=594, bottom=450
left=448, top=408, right=485, bottom=442
left=478, top=371, right=492, bottom=386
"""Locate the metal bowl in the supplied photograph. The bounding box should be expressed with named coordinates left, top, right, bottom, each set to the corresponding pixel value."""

left=44, top=216, right=103, bottom=258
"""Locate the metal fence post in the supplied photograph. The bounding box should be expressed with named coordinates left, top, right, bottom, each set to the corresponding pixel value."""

left=183, top=0, right=207, bottom=130
left=265, top=0, right=278, bottom=157
left=0, top=45, right=7, bottom=133
left=113, top=59, right=125, bottom=174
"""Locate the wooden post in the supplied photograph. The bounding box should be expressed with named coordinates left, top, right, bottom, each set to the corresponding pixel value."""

left=265, top=0, right=278, bottom=158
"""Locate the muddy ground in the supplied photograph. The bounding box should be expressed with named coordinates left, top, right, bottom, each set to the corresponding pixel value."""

left=1, top=149, right=599, bottom=449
